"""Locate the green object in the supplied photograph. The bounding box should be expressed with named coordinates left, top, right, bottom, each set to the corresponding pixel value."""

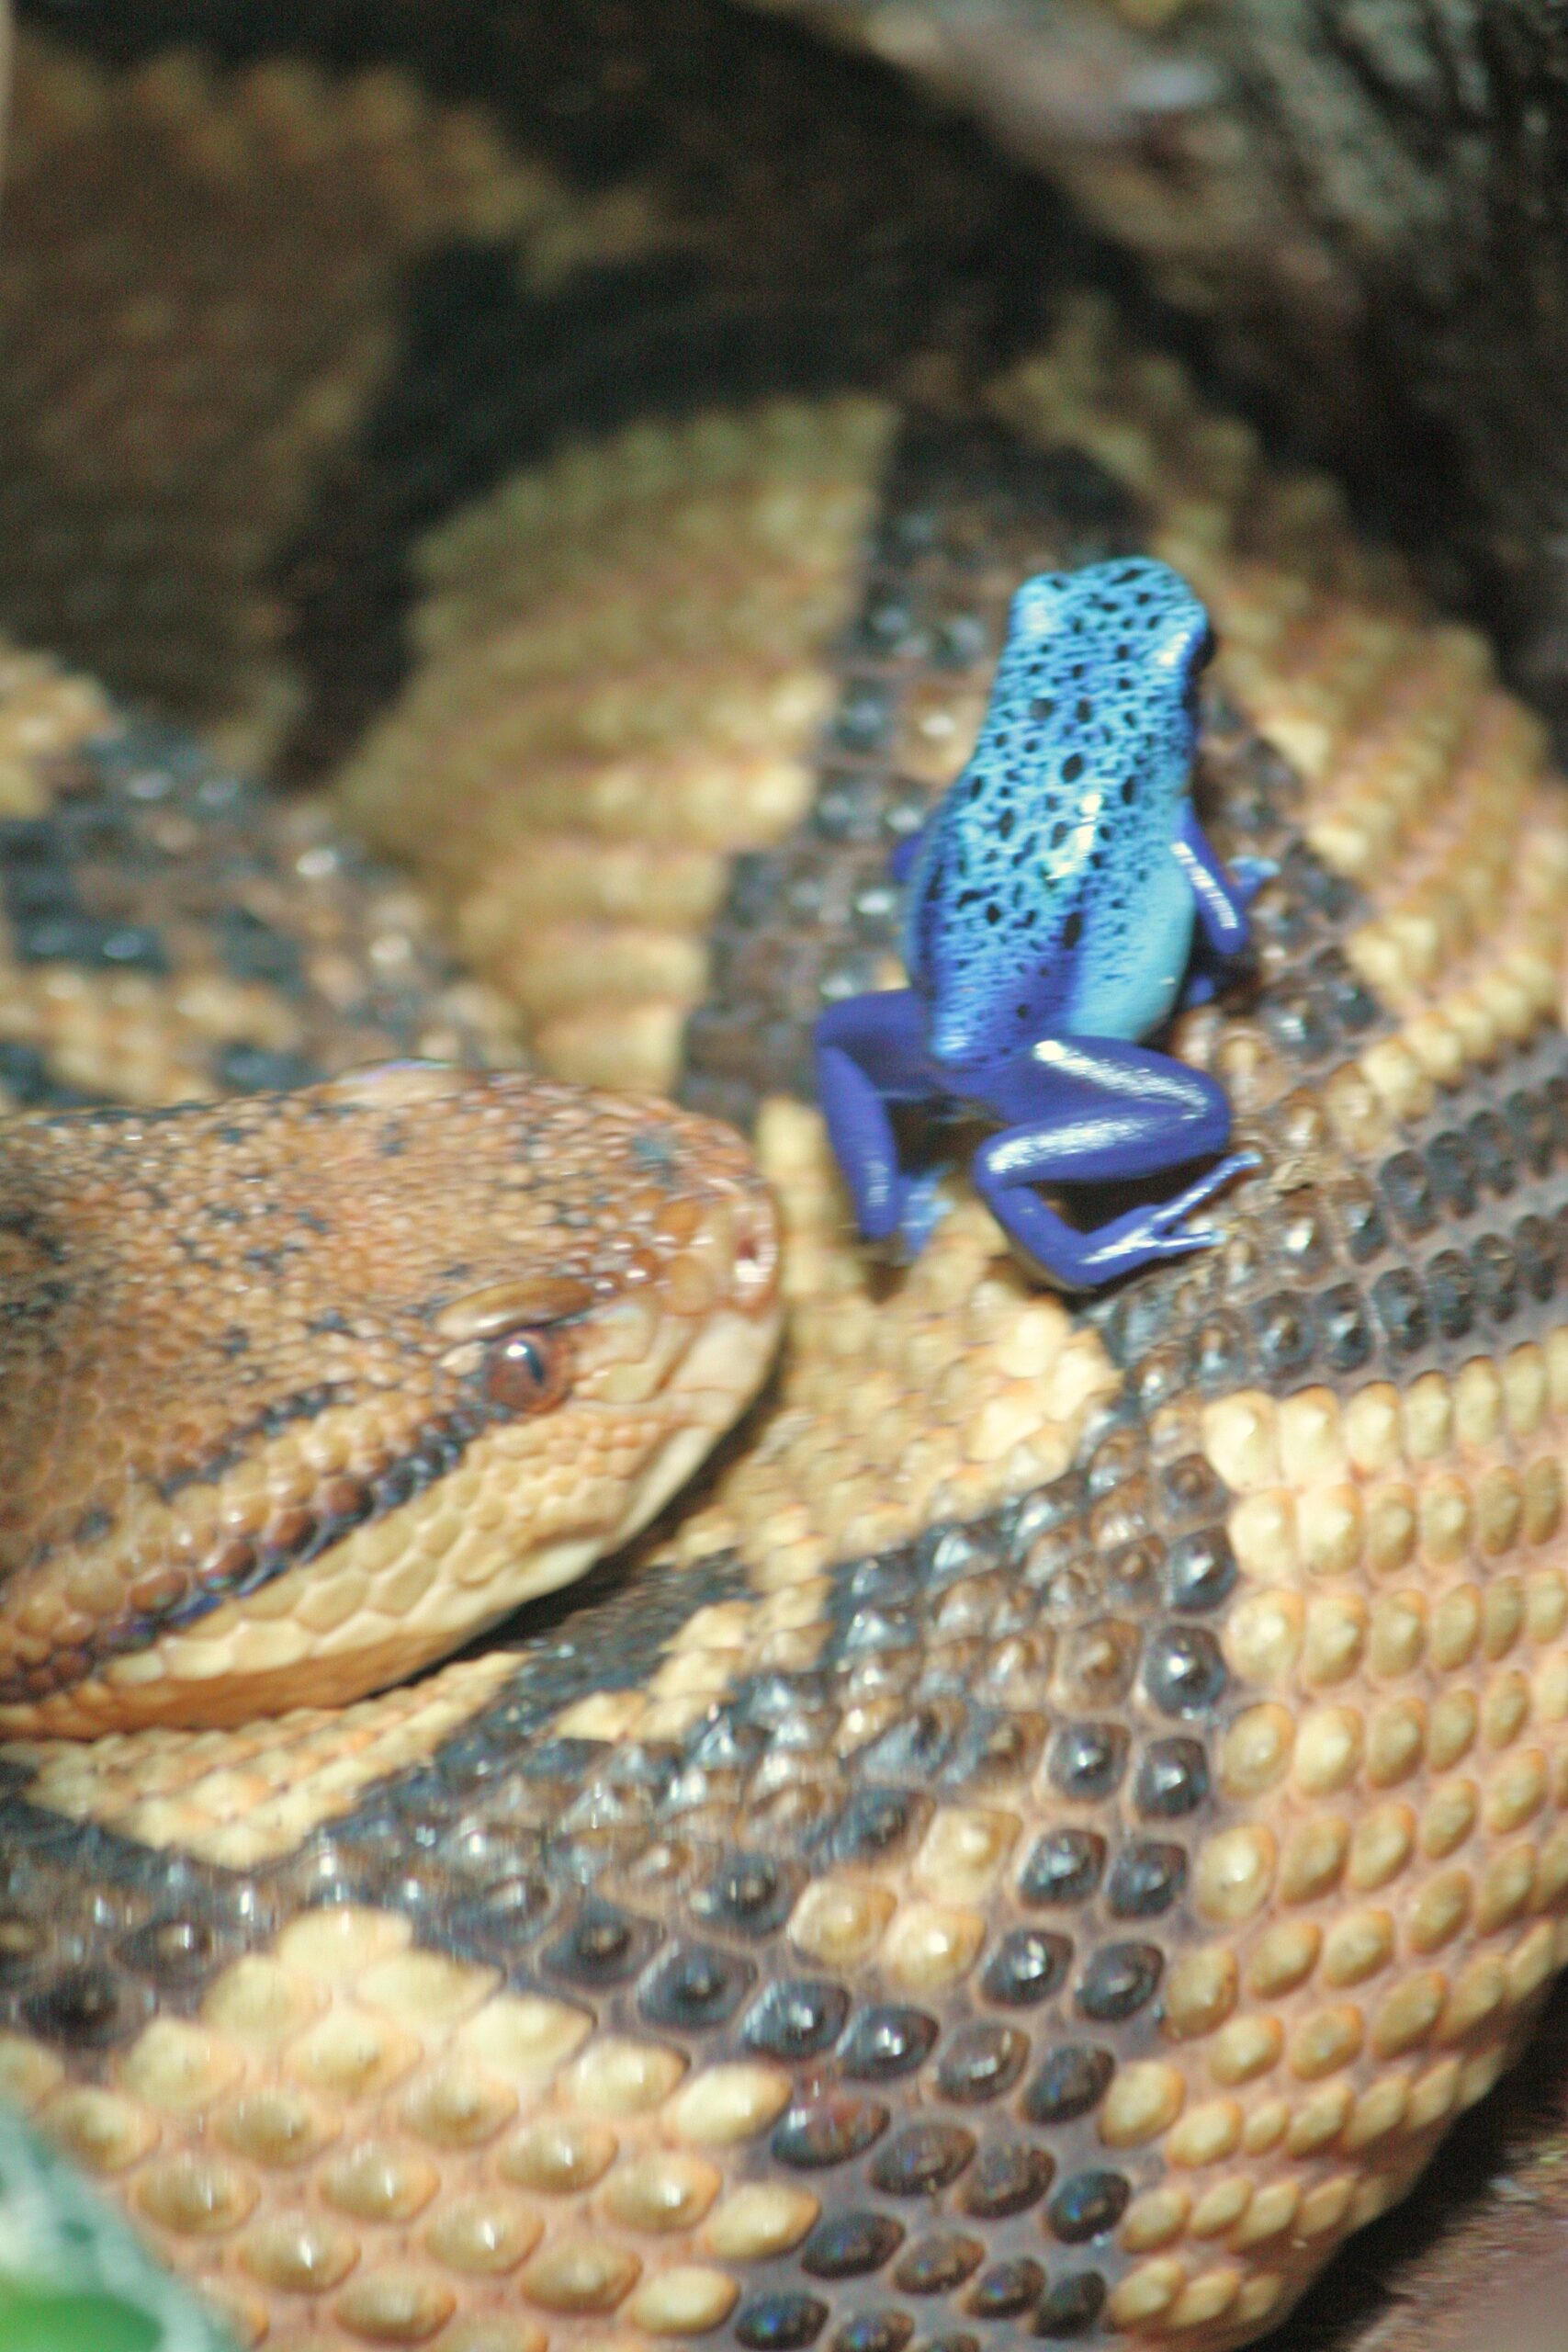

left=0, top=2287, right=160, bottom=2352
left=0, top=2106, right=235, bottom=2352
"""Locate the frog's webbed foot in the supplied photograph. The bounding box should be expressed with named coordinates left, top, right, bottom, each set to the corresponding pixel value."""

left=964, top=1035, right=1255, bottom=1290
left=887, top=1165, right=950, bottom=1259
left=981, top=1150, right=1259, bottom=1288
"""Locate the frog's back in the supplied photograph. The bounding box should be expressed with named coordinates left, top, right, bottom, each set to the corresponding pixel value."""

left=905, top=560, right=1208, bottom=1068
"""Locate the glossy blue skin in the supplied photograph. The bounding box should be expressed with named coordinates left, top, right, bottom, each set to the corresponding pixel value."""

left=814, top=558, right=1269, bottom=1289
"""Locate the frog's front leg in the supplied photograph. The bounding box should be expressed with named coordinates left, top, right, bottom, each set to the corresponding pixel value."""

left=815, top=989, right=948, bottom=1247
left=1172, top=805, right=1274, bottom=1009
left=961, top=1035, right=1258, bottom=1289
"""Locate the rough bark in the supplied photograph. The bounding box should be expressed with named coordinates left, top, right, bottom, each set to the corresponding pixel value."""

left=744, top=0, right=1568, bottom=728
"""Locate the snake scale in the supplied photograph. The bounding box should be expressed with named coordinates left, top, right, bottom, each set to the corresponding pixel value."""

left=2, top=3, right=1568, bottom=2347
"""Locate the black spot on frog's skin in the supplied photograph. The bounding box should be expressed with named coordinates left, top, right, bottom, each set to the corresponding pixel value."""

left=218, top=1326, right=252, bottom=1359
left=1061, top=910, right=1083, bottom=951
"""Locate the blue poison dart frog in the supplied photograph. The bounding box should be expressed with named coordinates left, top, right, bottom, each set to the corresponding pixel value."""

left=814, top=557, right=1273, bottom=1290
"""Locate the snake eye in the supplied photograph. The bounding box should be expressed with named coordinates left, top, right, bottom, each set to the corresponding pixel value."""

left=482, top=1328, right=570, bottom=1415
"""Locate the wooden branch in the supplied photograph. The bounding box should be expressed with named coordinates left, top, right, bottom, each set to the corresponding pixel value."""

left=747, top=0, right=1568, bottom=719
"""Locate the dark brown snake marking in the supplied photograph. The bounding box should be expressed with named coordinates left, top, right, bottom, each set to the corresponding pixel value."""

left=5, top=7, right=1568, bottom=2352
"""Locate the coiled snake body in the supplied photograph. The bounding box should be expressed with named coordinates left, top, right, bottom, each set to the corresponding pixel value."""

left=3, top=7, right=1568, bottom=2349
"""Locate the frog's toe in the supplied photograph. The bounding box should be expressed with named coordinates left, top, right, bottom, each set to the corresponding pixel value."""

left=897, top=1167, right=950, bottom=1259
left=1190, top=1145, right=1261, bottom=1198
left=1141, top=1148, right=1258, bottom=1232
left=1066, top=1148, right=1259, bottom=1281
left=1103, top=1207, right=1221, bottom=1266
left=1147, top=1223, right=1224, bottom=1256
left=1229, top=854, right=1280, bottom=902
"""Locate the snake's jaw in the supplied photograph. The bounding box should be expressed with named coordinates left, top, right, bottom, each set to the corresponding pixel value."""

left=414, top=1171, right=785, bottom=1629
left=0, top=1071, right=783, bottom=1735
left=570, top=1177, right=784, bottom=1552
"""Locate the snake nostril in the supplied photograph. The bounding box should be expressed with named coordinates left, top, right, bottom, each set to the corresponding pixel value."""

left=730, top=1198, right=781, bottom=1310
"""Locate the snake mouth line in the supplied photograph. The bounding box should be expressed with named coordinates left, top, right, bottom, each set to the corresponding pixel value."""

left=0, top=1396, right=520, bottom=1712
left=0, top=1232, right=784, bottom=1735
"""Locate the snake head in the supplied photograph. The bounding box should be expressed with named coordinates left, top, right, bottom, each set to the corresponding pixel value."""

left=0, top=1062, right=781, bottom=1733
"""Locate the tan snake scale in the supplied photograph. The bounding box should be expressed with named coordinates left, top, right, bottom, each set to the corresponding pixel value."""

left=2, top=6, right=1568, bottom=2348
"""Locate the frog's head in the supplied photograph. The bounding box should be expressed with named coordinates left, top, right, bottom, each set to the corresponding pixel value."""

left=1007, top=557, right=1215, bottom=752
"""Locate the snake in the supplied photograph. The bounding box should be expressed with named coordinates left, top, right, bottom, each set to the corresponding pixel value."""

left=2, top=4, right=1568, bottom=2349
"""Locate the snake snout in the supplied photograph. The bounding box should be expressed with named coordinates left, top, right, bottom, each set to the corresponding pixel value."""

left=667, top=1182, right=782, bottom=1323
left=727, top=1186, right=783, bottom=1315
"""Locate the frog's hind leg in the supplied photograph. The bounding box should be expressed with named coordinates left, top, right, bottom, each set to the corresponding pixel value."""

left=966, top=1036, right=1257, bottom=1289
left=814, top=989, right=942, bottom=1244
